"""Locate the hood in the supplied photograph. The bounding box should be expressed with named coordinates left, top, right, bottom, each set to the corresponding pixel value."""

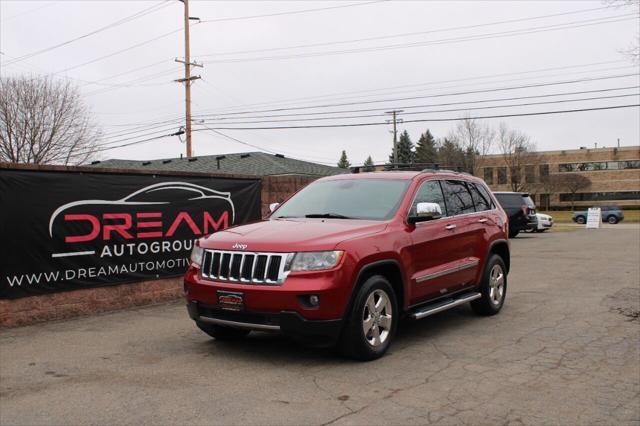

left=200, top=218, right=388, bottom=252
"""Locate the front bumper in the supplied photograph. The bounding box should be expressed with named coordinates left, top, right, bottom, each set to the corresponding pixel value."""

left=187, top=301, right=343, bottom=347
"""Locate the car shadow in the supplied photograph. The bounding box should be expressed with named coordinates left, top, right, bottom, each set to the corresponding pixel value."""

left=194, top=305, right=479, bottom=364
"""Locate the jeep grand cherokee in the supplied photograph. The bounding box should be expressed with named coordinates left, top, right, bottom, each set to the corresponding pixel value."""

left=185, top=171, right=510, bottom=360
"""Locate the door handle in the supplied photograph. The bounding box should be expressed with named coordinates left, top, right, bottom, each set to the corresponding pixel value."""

left=478, top=218, right=488, bottom=223
left=445, top=224, right=456, bottom=230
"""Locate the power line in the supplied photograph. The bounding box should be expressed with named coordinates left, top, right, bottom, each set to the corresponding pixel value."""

left=190, top=59, right=631, bottom=114
left=192, top=104, right=640, bottom=130
left=196, top=86, right=640, bottom=122
left=197, top=125, right=338, bottom=165
left=197, top=5, right=616, bottom=58
left=202, top=14, right=637, bottom=64
left=4, top=2, right=172, bottom=65
left=53, top=25, right=188, bottom=75
left=1, top=2, right=58, bottom=22
left=195, top=92, right=640, bottom=125
left=199, top=1, right=387, bottom=23
left=95, top=67, right=639, bottom=132
left=193, top=73, right=639, bottom=117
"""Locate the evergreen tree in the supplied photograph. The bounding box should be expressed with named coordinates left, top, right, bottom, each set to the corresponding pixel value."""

left=337, top=150, right=351, bottom=168
left=437, top=138, right=466, bottom=171
left=363, top=155, right=374, bottom=171
left=388, top=130, right=415, bottom=166
left=415, top=129, right=438, bottom=165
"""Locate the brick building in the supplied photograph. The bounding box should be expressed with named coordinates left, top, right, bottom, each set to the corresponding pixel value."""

left=476, top=146, right=640, bottom=209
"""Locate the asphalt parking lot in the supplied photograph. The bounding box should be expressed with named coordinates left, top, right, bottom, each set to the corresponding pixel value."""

left=1, top=226, right=639, bottom=426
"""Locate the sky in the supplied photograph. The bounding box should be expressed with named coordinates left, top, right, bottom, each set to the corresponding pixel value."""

left=1, top=0, right=639, bottom=167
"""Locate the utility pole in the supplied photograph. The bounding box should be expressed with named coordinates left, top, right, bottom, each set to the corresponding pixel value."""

left=175, top=0, right=201, bottom=158
left=385, top=110, right=403, bottom=169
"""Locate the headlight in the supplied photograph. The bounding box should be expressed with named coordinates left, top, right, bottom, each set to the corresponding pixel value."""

left=190, top=245, right=204, bottom=268
left=289, top=250, right=344, bottom=272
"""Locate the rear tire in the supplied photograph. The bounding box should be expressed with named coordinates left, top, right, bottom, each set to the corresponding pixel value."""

left=340, top=275, right=397, bottom=361
left=196, top=321, right=251, bottom=340
left=471, top=255, right=507, bottom=316
left=575, top=216, right=586, bottom=224
left=607, top=215, right=618, bottom=224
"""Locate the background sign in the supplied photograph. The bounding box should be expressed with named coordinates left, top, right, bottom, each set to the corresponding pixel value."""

left=0, top=169, right=261, bottom=299
left=586, top=207, right=602, bottom=229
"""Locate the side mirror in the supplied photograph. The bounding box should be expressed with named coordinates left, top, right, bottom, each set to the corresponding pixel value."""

left=269, top=203, right=280, bottom=213
left=408, top=202, right=442, bottom=224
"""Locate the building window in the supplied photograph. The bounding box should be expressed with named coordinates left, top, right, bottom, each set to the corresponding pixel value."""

left=559, top=160, right=640, bottom=172
left=497, top=167, right=507, bottom=184
left=559, top=191, right=640, bottom=202
left=525, top=165, right=536, bottom=183
left=539, top=164, right=549, bottom=178
left=483, top=167, right=493, bottom=185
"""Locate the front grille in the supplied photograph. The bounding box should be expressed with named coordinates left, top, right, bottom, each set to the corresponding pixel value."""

left=201, top=250, right=292, bottom=284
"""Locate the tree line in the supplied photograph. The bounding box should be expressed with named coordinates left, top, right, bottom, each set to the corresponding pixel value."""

left=337, top=117, right=592, bottom=210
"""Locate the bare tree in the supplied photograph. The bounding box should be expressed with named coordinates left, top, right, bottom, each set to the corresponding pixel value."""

left=0, top=75, right=101, bottom=165
left=604, top=0, right=640, bottom=63
left=497, top=123, right=539, bottom=192
left=555, top=174, right=592, bottom=211
left=449, top=115, right=494, bottom=174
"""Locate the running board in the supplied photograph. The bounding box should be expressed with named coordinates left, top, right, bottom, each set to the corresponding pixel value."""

left=409, top=292, right=482, bottom=320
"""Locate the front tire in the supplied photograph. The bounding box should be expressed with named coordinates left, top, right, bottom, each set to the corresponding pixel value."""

left=607, top=215, right=618, bottom=224
left=575, top=215, right=586, bottom=224
left=471, top=255, right=507, bottom=316
left=340, top=275, right=397, bottom=361
left=196, top=321, right=251, bottom=340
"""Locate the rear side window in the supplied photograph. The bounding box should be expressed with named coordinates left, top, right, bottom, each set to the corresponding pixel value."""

left=469, top=183, right=492, bottom=211
left=410, top=180, right=448, bottom=217
left=442, top=180, right=475, bottom=216
left=494, top=193, right=523, bottom=208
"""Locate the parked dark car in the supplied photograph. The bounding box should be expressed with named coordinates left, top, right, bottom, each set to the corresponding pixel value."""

left=572, top=205, right=625, bottom=224
left=493, top=192, right=537, bottom=238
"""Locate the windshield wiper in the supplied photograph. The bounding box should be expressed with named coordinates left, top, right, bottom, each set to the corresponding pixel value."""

left=305, top=213, right=353, bottom=219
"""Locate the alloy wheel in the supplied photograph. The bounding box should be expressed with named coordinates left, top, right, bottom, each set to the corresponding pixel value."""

left=489, top=264, right=505, bottom=306
left=362, top=289, right=393, bottom=347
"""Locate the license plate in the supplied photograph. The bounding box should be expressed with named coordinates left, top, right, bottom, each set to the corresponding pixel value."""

left=217, top=290, right=244, bottom=311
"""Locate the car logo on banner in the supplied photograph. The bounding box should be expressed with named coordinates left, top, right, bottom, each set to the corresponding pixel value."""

left=48, top=182, right=236, bottom=259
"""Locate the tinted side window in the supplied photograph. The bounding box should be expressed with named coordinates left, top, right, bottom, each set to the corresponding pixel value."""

left=410, top=180, right=447, bottom=217
left=442, top=180, right=475, bottom=216
left=494, top=193, right=522, bottom=208
left=469, top=183, right=492, bottom=211
left=475, top=184, right=496, bottom=209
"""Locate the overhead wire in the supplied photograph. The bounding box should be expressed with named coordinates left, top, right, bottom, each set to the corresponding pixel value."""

left=202, top=14, right=638, bottom=64
left=189, top=60, right=632, bottom=114
left=4, top=1, right=172, bottom=65
left=198, top=1, right=387, bottom=23
left=196, top=5, right=619, bottom=58
left=193, top=73, right=640, bottom=117
left=192, top=104, right=640, bottom=130
left=195, top=85, right=640, bottom=122
left=195, top=92, right=640, bottom=125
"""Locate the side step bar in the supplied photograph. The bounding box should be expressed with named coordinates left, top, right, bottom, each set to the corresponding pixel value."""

left=409, top=292, right=481, bottom=320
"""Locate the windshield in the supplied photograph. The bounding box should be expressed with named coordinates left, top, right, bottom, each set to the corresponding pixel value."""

left=272, top=179, right=410, bottom=221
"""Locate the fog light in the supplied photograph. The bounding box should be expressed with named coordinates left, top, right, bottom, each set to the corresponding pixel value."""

left=309, top=295, right=320, bottom=306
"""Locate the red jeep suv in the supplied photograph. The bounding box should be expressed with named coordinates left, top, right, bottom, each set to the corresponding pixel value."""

left=185, top=170, right=510, bottom=360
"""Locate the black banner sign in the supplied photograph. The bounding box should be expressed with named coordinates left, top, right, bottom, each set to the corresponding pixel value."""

left=0, top=169, right=261, bottom=299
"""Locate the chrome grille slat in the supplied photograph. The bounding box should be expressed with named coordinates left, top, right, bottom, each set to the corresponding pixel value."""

left=201, top=250, right=291, bottom=285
